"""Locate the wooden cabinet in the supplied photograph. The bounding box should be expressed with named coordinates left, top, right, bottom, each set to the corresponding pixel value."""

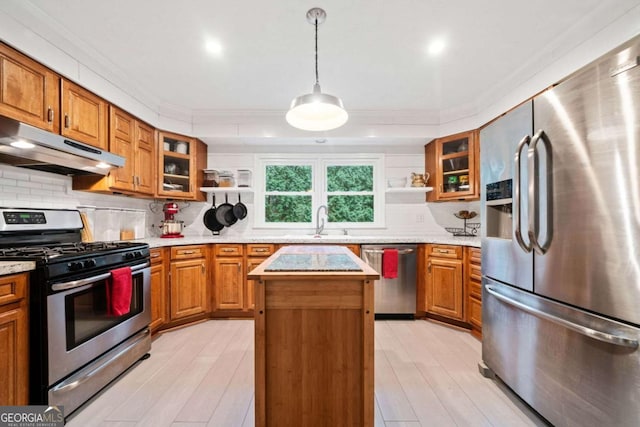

left=169, top=245, right=208, bottom=320
left=213, top=244, right=245, bottom=311
left=107, top=107, right=155, bottom=195
left=149, top=248, right=168, bottom=332
left=0, top=273, right=28, bottom=405
left=0, top=43, right=59, bottom=133
left=61, top=79, right=108, bottom=150
left=157, top=131, right=207, bottom=201
left=465, top=246, right=482, bottom=337
left=246, top=244, right=276, bottom=310
left=423, top=244, right=465, bottom=321
left=425, top=130, right=480, bottom=201
left=72, top=107, right=156, bottom=196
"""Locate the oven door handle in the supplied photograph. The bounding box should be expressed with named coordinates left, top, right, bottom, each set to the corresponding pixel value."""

left=51, top=262, right=150, bottom=292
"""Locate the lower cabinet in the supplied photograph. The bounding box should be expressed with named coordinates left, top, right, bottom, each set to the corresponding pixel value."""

left=149, top=248, right=168, bottom=332
left=170, top=245, right=208, bottom=320
left=419, top=244, right=483, bottom=333
left=213, top=244, right=245, bottom=311
left=213, top=244, right=276, bottom=313
left=421, top=244, right=465, bottom=322
left=465, top=247, right=482, bottom=336
left=245, top=244, right=276, bottom=310
left=0, top=273, right=28, bottom=405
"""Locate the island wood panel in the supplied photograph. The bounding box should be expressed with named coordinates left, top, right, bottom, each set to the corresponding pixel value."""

left=252, top=245, right=378, bottom=427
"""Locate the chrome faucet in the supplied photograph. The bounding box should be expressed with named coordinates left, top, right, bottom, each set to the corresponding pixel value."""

left=315, top=205, right=328, bottom=236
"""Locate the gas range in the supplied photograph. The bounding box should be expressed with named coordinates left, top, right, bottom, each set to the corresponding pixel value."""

left=0, top=207, right=152, bottom=416
left=0, top=208, right=149, bottom=283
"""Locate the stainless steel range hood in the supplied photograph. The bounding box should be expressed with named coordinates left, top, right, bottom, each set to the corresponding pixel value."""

left=0, top=115, right=124, bottom=176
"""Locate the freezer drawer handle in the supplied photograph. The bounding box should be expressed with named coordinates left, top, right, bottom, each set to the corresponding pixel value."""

left=485, top=285, right=639, bottom=349
left=363, top=249, right=414, bottom=255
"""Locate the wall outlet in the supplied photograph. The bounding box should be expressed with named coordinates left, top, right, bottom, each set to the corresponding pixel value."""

left=416, top=213, right=425, bottom=223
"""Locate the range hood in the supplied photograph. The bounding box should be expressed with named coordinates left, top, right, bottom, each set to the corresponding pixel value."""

left=0, top=115, right=124, bottom=176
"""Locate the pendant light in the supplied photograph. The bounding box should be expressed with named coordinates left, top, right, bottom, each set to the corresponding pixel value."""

left=286, top=8, right=348, bottom=131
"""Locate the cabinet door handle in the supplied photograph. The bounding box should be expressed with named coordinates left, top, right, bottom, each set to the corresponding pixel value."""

left=64, top=114, right=70, bottom=128
left=202, top=263, right=205, bottom=274
left=237, top=262, right=241, bottom=272
left=428, top=261, right=432, bottom=273
left=47, top=107, right=54, bottom=123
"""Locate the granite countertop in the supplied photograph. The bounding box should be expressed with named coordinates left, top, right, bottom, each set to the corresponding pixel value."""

left=135, top=234, right=481, bottom=248
left=248, top=245, right=380, bottom=280
left=0, top=261, right=36, bottom=275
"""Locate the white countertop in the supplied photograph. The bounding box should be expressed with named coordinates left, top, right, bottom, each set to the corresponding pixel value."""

left=0, top=261, right=36, bottom=275
left=135, top=234, right=481, bottom=248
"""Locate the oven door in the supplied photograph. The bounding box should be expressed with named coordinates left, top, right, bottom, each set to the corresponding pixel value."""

left=46, top=262, right=151, bottom=385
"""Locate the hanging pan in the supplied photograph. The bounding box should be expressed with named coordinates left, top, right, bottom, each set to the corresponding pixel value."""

left=216, top=193, right=237, bottom=226
left=203, top=194, right=224, bottom=233
left=233, top=194, right=248, bottom=220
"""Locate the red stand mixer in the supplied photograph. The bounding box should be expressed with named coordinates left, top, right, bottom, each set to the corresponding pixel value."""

left=160, top=202, right=184, bottom=238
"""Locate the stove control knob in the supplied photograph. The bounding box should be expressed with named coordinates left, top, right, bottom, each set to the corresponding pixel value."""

left=68, top=261, right=84, bottom=271
left=83, top=259, right=97, bottom=268
left=124, top=252, right=135, bottom=260
left=134, top=251, right=143, bottom=258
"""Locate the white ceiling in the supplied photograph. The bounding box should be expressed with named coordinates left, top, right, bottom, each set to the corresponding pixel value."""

left=1, top=0, right=640, bottom=147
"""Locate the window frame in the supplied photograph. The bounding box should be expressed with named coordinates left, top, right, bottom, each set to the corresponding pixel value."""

left=254, top=154, right=385, bottom=229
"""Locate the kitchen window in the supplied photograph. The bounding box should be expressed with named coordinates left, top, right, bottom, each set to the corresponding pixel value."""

left=256, top=155, right=384, bottom=228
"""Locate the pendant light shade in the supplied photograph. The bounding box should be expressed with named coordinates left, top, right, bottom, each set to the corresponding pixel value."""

left=286, top=8, right=348, bottom=132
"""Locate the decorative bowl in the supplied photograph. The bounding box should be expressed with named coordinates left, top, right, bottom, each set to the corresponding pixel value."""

left=387, top=177, right=407, bottom=188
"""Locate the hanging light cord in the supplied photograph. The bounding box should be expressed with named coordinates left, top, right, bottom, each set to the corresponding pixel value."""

left=314, top=17, right=319, bottom=85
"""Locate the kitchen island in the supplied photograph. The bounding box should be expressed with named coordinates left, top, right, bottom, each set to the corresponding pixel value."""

left=247, top=245, right=380, bottom=427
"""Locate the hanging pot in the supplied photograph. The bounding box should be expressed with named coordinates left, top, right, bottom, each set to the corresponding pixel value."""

left=233, top=194, right=248, bottom=220
left=216, top=193, right=237, bottom=226
left=203, top=194, right=224, bottom=233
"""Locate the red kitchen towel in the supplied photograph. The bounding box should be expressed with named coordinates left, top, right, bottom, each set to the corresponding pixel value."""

left=106, top=266, right=132, bottom=316
left=382, top=248, right=399, bottom=279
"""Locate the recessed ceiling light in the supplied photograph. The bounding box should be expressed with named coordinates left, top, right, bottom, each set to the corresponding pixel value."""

left=205, top=39, right=223, bottom=56
left=427, top=38, right=446, bottom=56
left=10, top=139, right=35, bottom=149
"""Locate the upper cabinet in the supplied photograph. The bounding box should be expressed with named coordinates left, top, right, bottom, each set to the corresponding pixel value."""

left=61, top=79, right=109, bottom=150
left=425, top=130, right=479, bottom=202
left=157, top=131, right=206, bottom=201
left=108, top=106, right=155, bottom=195
left=0, top=43, right=60, bottom=133
left=72, top=106, right=156, bottom=196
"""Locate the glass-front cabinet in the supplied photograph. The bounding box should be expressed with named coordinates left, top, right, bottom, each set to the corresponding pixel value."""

left=157, top=131, right=197, bottom=199
left=425, top=130, right=479, bottom=201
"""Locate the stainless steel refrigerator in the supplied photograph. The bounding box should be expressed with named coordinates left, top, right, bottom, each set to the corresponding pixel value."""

left=480, top=34, right=640, bottom=427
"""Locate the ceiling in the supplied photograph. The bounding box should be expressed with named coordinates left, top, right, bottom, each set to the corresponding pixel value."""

left=1, top=0, right=639, bottom=147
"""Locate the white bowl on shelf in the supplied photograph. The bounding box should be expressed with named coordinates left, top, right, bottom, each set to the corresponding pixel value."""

left=387, top=177, right=407, bottom=188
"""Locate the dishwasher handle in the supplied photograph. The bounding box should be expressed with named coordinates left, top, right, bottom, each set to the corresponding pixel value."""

left=363, top=248, right=414, bottom=255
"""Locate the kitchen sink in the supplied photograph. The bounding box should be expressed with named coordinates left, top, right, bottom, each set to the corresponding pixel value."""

left=283, top=234, right=354, bottom=239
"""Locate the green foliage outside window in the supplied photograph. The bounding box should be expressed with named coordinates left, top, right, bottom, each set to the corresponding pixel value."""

left=265, top=195, right=312, bottom=222
left=265, top=165, right=312, bottom=191
left=327, top=165, right=373, bottom=192
left=328, top=195, right=374, bottom=222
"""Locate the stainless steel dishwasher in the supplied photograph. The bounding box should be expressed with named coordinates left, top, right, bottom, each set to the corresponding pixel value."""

left=361, top=244, right=417, bottom=319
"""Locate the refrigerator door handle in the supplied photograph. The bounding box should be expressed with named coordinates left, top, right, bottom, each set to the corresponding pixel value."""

left=514, top=135, right=532, bottom=253
left=485, top=284, right=639, bottom=349
left=527, top=129, right=553, bottom=254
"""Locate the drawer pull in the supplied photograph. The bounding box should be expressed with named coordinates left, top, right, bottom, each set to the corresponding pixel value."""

left=151, top=253, right=160, bottom=258
left=255, top=248, right=268, bottom=252
left=182, top=250, right=195, bottom=255
left=435, top=249, right=451, bottom=254
left=222, top=248, right=235, bottom=252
